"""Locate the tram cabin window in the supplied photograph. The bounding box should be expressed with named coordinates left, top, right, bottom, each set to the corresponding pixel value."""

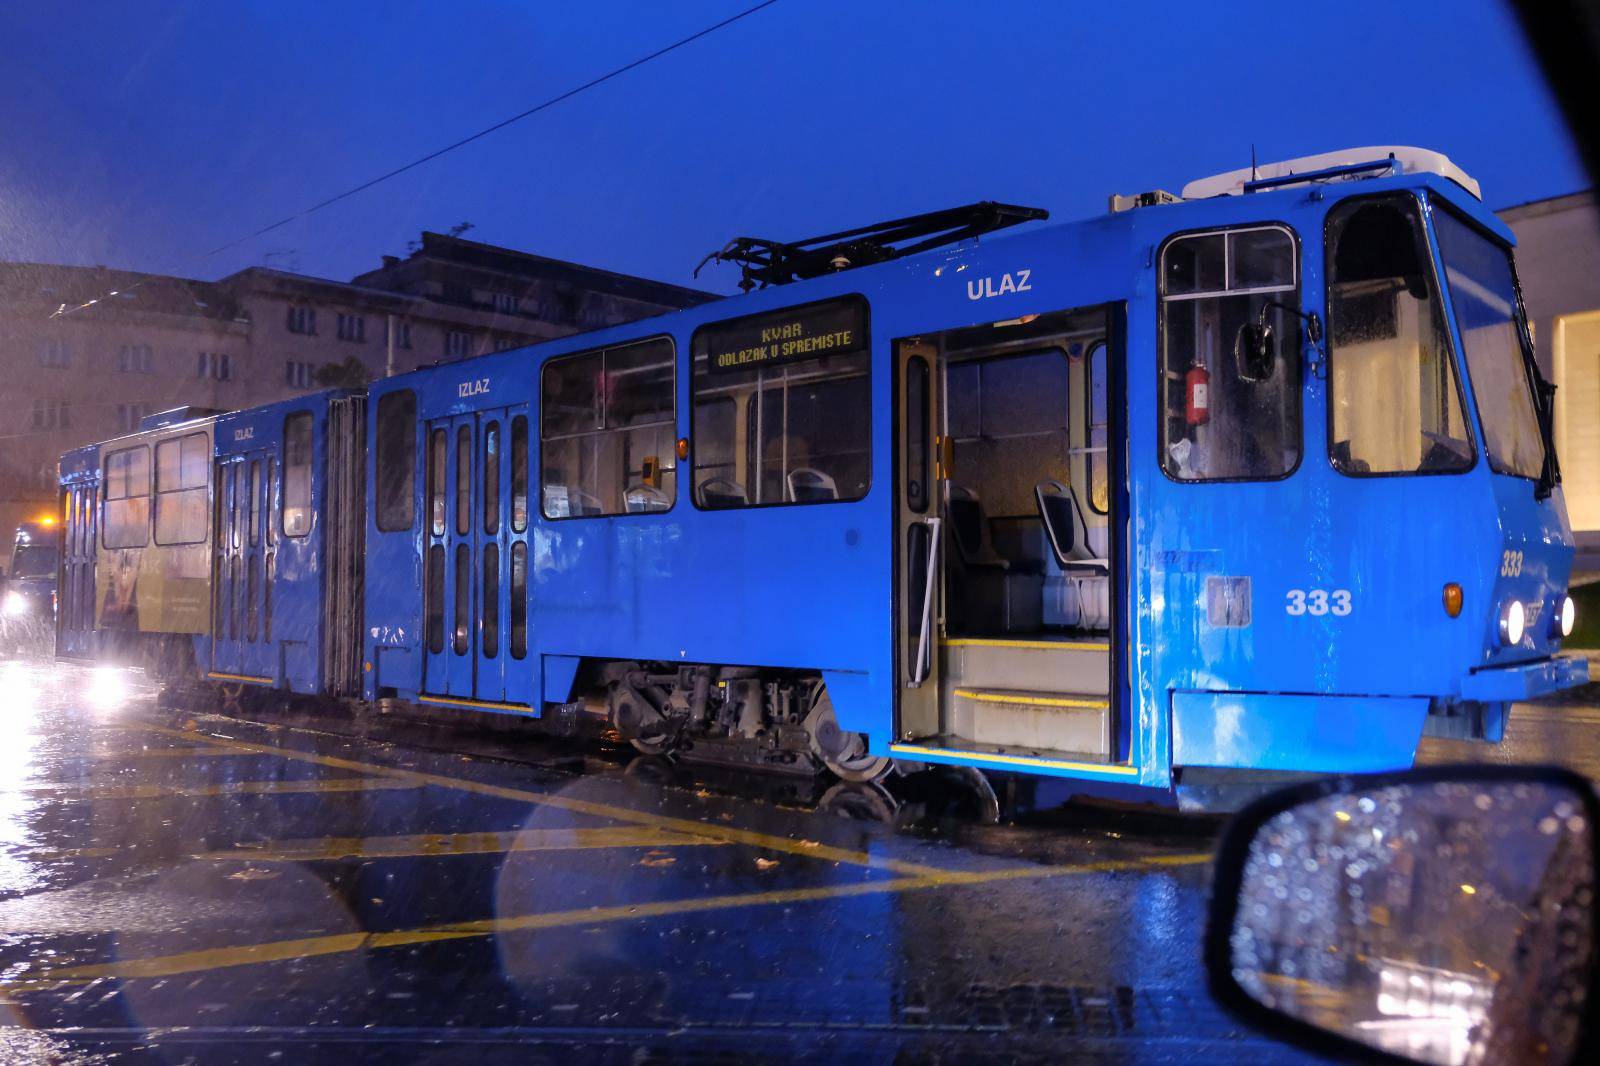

left=1160, top=226, right=1301, bottom=481
left=691, top=297, right=871, bottom=508
left=540, top=337, right=675, bottom=518
left=1326, top=197, right=1474, bottom=475
left=103, top=445, right=150, bottom=548
left=153, top=432, right=209, bottom=544
left=374, top=390, right=417, bottom=531
left=283, top=411, right=313, bottom=536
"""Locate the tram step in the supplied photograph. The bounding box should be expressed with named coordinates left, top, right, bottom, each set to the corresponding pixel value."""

left=940, top=637, right=1110, bottom=696
left=947, top=687, right=1112, bottom=758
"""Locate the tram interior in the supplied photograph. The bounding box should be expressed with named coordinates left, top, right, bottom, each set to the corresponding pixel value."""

left=937, top=310, right=1112, bottom=642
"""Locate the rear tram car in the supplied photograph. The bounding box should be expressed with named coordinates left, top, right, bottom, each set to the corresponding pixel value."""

left=57, top=147, right=1588, bottom=801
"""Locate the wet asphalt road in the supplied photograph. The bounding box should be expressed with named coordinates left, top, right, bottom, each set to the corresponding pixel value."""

left=4, top=659, right=1589, bottom=1064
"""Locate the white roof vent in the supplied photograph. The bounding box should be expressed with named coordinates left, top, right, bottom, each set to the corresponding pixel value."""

left=1180, top=146, right=1481, bottom=201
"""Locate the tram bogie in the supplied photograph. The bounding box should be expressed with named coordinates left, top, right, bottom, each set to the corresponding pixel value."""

left=54, top=145, right=1589, bottom=805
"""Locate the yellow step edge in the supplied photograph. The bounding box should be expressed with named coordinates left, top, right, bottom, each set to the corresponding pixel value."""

left=890, top=743, right=1139, bottom=777
left=941, top=638, right=1110, bottom=652
left=953, top=688, right=1109, bottom=710
left=207, top=672, right=274, bottom=686
left=419, top=694, right=534, bottom=713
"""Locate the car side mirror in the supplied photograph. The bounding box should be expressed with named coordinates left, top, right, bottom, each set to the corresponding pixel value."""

left=1234, top=321, right=1276, bottom=383
left=1206, top=765, right=1598, bottom=1065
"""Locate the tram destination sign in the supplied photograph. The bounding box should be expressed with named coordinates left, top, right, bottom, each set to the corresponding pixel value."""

left=698, top=298, right=867, bottom=375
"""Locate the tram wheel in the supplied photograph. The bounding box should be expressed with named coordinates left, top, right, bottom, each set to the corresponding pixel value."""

left=629, top=734, right=675, bottom=757
left=823, top=739, right=893, bottom=784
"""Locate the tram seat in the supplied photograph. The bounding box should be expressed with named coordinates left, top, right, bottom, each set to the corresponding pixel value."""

left=1035, top=481, right=1108, bottom=576
left=697, top=477, right=748, bottom=509
left=624, top=485, right=670, bottom=513
left=946, top=485, right=1042, bottom=635
left=786, top=467, right=838, bottom=502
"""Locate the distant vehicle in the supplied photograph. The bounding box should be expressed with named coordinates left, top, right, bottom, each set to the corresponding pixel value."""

left=1, top=519, right=59, bottom=651
left=53, top=146, right=1589, bottom=806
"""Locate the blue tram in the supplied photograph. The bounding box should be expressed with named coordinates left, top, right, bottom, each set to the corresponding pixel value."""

left=57, top=146, right=1588, bottom=798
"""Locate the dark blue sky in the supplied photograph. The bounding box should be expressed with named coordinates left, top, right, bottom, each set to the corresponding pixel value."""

left=0, top=0, right=1585, bottom=295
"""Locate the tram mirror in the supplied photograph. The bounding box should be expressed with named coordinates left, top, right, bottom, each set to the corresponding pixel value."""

left=1234, top=321, right=1277, bottom=382
left=1206, top=767, right=1599, bottom=1066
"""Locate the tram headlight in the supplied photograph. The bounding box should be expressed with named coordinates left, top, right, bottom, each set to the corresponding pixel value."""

left=1499, top=599, right=1526, bottom=647
left=1561, top=594, right=1576, bottom=638
left=1, top=590, right=26, bottom=618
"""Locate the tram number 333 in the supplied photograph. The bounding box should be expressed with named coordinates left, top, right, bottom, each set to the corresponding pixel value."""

left=1285, top=588, right=1353, bottom=617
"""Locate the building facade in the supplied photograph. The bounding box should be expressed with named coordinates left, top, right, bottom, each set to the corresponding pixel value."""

left=0, top=234, right=714, bottom=538
left=1500, top=191, right=1600, bottom=566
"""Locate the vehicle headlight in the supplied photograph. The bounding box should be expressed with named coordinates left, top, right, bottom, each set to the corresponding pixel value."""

left=1499, top=599, right=1526, bottom=647
left=1561, top=594, right=1576, bottom=638
left=1, top=591, right=27, bottom=618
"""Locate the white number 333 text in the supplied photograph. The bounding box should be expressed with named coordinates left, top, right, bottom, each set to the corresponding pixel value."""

left=1285, top=588, right=1352, bottom=617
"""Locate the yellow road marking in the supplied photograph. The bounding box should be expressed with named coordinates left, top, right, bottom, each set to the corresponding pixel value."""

left=4, top=852, right=1211, bottom=990
left=195, top=827, right=726, bottom=862
left=890, top=743, right=1140, bottom=776
left=942, top=638, right=1110, bottom=652
left=81, top=746, right=248, bottom=759
left=952, top=688, right=1109, bottom=710
left=139, top=724, right=949, bottom=878
left=418, top=695, right=533, bottom=713
left=11, top=777, right=416, bottom=800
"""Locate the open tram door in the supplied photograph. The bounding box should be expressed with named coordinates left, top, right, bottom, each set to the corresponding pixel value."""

left=892, top=305, right=1132, bottom=778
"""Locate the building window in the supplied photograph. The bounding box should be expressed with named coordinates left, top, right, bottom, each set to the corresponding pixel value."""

left=154, top=432, right=209, bottom=545
left=1159, top=225, right=1301, bottom=481
left=541, top=337, right=676, bottom=517
left=388, top=319, right=413, bottom=349
left=494, top=292, right=519, bottom=314
left=287, top=306, right=317, bottom=334
left=445, top=331, right=472, bottom=358
left=285, top=360, right=315, bottom=389
left=336, top=313, right=366, bottom=342
left=38, top=339, right=71, bottom=369
left=114, top=403, right=151, bottom=434
left=197, top=352, right=232, bottom=381
left=31, top=399, right=70, bottom=431
left=117, top=343, right=154, bottom=373
left=690, top=297, right=873, bottom=508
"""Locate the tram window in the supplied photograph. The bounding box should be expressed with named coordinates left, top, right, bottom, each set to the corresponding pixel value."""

left=248, top=460, right=262, bottom=547
left=1326, top=197, right=1474, bottom=476
left=1160, top=225, right=1301, bottom=481
left=452, top=543, right=470, bottom=655
left=374, top=390, right=417, bottom=532
left=264, top=547, right=273, bottom=643
left=483, top=420, right=500, bottom=535
left=426, top=544, right=445, bottom=654
left=482, top=542, right=499, bottom=659
left=153, top=433, right=209, bottom=545
left=283, top=411, right=313, bottom=536
left=540, top=337, right=675, bottom=518
left=1432, top=206, right=1545, bottom=480
left=510, top=415, right=529, bottom=532
left=1087, top=343, right=1109, bottom=513
left=905, top=355, right=930, bottom=514
left=103, top=445, right=150, bottom=549
left=455, top=425, right=471, bottom=535
left=510, top=540, right=527, bottom=659
left=428, top=428, right=447, bottom=536
left=691, top=297, right=872, bottom=508
left=246, top=552, right=259, bottom=642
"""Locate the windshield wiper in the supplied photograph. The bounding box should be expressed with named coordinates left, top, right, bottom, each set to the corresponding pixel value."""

left=1512, top=270, right=1560, bottom=499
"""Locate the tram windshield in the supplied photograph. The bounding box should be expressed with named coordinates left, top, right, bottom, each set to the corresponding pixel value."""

left=9, top=544, right=56, bottom=578
left=1432, top=207, right=1548, bottom=481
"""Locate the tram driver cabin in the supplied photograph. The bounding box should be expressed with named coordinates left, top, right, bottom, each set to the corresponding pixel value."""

left=57, top=146, right=1588, bottom=805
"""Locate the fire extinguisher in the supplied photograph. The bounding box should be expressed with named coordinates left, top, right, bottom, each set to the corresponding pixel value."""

left=1185, top=362, right=1211, bottom=426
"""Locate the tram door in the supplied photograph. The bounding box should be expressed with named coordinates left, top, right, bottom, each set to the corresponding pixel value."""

left=211, top=452, right=275, bottom=681
left=897, top=339, right=943, bottom=740
left=59, top=477, right=99, bottom=658
left=421, top=405, right=531, bottom=706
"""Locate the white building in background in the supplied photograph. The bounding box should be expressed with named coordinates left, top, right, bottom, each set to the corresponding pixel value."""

left=1500, top=190, right=1600, bottom=568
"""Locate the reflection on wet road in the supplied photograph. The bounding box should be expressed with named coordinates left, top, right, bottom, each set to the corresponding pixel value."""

left=0, top=660, right=1320, bottom=1063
